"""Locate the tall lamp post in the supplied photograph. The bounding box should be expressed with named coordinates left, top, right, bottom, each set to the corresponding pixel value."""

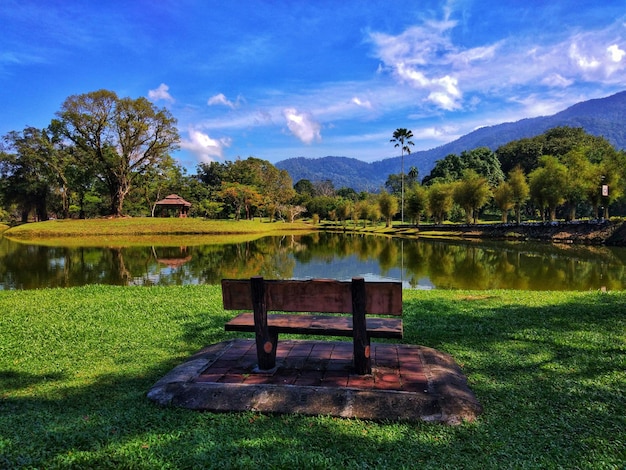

left=390, top=128, right=414, bottom=224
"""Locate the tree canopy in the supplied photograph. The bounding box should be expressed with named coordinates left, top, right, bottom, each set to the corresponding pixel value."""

left=57, top=89, right=180, bottom=216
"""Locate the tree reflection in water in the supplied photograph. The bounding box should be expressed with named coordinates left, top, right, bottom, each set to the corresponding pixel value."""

left=1, top=232, right=625, bottom=290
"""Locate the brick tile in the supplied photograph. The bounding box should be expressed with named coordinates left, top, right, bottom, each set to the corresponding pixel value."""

left=294, top=370, right=323, bottom=386
left=374, top=369, right=402, bottom=390
left=347, top=375, right=375, bottom=389
left=311, top=343, right=334, bottom=356
left=289, top=344, right=313, bottom=357
left=282, top=357, right=308, bottom=369
left=206, top=366, right=235, bottom=375
left=194, top=373, right=223, bottom=383
left=330, top=349, right=352, bottom=361
left=219, top=374, right=246, bottom=384
left=401, top=379, right=429, bottom=393
left=399, top=362, right=424, bottom=374
left=242, top=374, right=270, bottom=385
left=321, top=371, right=349, bottom=387
left=326, top=360, right=352, bottom=372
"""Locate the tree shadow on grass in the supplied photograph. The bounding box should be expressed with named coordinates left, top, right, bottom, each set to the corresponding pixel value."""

left=401, top=292, right=626, bottom=466
left=2, top=293, right=624, bottom=468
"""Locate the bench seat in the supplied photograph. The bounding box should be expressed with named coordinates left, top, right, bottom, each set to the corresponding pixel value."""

left=225, top=313, right=403, bottom=338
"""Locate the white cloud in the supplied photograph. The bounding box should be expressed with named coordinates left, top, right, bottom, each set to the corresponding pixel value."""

left=180, top=129, right=231, bottom=163
left=207, top=93, right=238, bottom=109
left=541, top=73, right=573, bottom=88
left=569, top=43, right=601, bottom=70
left=607, top=44, right=625, bottom=62
left=283, top=108, right=321, bottom=144
left=368, top=19, right=475, bottom=110
left=351, top=96, right=372, bottom=109
left=148, top=83, right=174, bottom=103
left=367, top=7, right=626, bottom=113
left=412, top=125, right=461, bottom=143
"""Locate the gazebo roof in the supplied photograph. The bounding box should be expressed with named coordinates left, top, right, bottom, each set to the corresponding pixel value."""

left=155, top=194, right=192, bottom=207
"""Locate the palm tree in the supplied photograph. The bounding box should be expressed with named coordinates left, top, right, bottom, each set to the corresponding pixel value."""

left=390, top=128, right=415, bottom=223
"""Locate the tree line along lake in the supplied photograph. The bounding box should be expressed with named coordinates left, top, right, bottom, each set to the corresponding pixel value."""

left=2, top=230, right=625, bottom=291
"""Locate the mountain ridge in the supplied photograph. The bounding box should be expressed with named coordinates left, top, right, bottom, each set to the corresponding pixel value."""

left=276, top=90, right=626, bottom=192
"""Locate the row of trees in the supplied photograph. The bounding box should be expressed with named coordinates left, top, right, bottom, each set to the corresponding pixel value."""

left=305, top=126, right=625, bottom=227
left=1, top=89, right=625, bottom=225
left=413, top=127, right=625, bottom=223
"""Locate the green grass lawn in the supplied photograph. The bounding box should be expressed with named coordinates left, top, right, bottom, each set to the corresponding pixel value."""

left=3, top=218, right=316, bottom=247
left=1, top=286, right=624, bottom=469
left=4, top=218, right=314, bottom=237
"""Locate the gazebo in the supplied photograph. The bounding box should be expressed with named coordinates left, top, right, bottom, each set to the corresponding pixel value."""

left=155, top=194, right=192, bottom=218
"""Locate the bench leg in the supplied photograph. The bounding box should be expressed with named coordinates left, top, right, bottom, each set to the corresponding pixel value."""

left=251, top=276, right=278, bottom=371
left=352, top=277, right=372, bottom=375
left=353, top=336, right=371, bottom=375
left=255, top=329, right=278, bottom=371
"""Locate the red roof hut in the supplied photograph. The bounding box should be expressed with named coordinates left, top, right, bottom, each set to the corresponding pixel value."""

left=155, top=194, right=192, bottom=217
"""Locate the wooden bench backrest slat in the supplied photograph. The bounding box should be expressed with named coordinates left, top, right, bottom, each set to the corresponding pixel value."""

left=221, top=278, right=402, bottom=316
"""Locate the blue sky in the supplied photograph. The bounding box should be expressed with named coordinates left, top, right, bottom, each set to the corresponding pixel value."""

left=2, top=1, right=626, bottom=171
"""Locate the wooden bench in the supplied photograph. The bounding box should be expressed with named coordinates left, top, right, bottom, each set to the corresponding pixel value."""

left=222, top=276, right=403, bottom=375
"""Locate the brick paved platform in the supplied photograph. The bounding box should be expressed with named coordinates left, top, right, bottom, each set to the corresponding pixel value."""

left=148, top=339, right=482, bottom=424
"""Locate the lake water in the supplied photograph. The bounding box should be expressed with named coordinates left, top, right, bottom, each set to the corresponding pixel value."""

left=2, top=232, right=625, bottom=290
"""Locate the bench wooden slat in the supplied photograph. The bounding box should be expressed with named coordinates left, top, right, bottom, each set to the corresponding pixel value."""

left=225, top=313, right=403, bottom=338
left=221, top=278, right=402, bottom=316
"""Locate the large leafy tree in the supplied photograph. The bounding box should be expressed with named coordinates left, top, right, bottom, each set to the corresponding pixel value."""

left=210, top=157, right=295, bottom=220
left=459, top=147, right=505, bottom=187
left=405, top=185, right=428, bottom=226
left=0, top=126, right=75, bottom=221
left=493, top=181, right=514, bottom=222
left=528, top=156, right=568, bottom=221
left=57, top=89, right=179, bottom=217
left=422, top=153, right=463, bottom=185
left=427, top=182, right=454, bottom=224
left=377, top=191, right=398, bottom=227
left=390, top=128, right=414, bottom=222
left=219, top=182, right=262, bottom=221
left=497, top=137, right=546, bottom=175
left=507, top=166, right=530, bottom=224
left=453, top=170, right=491, bottom=224
left=424, top=148, right=504, bottom=188
left=496, top=126, right=617, bottom=175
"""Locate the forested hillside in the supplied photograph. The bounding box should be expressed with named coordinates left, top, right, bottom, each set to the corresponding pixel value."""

left=277, top=91, right=626, bottom=191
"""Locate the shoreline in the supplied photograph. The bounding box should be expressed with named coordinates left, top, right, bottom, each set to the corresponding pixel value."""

left=324, top=219, right=626, bottom=246
left=4, top=218, right=626, bottom=246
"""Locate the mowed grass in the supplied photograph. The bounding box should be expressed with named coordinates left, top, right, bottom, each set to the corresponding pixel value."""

left=1, top=286, right=624, bottom=469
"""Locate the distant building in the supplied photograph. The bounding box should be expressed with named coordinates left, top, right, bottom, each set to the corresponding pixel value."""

left=155, top=194, right=191, bottom=217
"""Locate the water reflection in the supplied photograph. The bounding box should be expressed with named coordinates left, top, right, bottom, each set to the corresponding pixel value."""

left=1, top=232, right=625, bottom=290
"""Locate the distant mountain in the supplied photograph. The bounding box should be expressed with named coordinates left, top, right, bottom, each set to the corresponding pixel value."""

left=276, top=90, right=626, bottom=192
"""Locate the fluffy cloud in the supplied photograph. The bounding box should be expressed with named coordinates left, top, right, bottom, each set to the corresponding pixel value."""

left=283, top=108, right=321, bottom=144
left=368, top=7, right=626, bottom=112
left=207, top=93, right=238, bottom=109
left=566, top=37, right=626, bottom=80
left=607, top=44, right=625, bottom=62
left=569, top=44, right=601, bottom=70
left=148, top=83, right=174, bottom=103
left=368, top=20, right=482, bottom=110
left=180, top=129, right=231, bottom=163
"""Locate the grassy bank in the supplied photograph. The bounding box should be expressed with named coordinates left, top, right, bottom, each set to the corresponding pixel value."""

left=3, top=218, right=315, bottom=247
left=1, top=286, right=624, bottom=468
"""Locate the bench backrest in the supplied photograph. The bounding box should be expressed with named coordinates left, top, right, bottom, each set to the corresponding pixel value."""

left=222, top=277, right=402, bottom=316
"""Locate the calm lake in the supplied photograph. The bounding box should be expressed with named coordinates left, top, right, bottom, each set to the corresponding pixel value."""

left=2, top=232, right=625, bottom=291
